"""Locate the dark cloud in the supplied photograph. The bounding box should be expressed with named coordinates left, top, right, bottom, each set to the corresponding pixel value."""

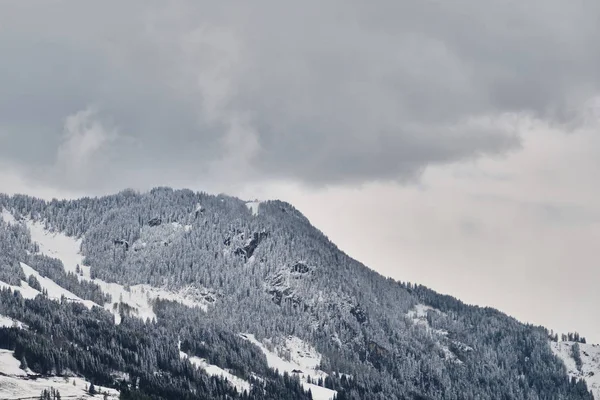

left=0, top=0, right=598, bottom=191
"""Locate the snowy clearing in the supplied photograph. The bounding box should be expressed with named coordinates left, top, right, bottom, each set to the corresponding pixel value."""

left=245, top=201, right=261, bottom=216
left=23, top=217, right=210, bottom=324
left=27, top=219, right=85, bottom=276
left=407, top=304, right=448, bottom=335
left=0, top=314, right=26, bottom=329
left=240, top=334, right=337, bottom=400
left=20, top=262, right=97, bottom=309
left=0, top=279, right=42, bottom=300
left=407, top=304, right=471, bottom=364
left=551, top=341, right=600, bottom=398
left=1, top=207, right=17, bottom=224
left=180, top=350, right=251, bottom=394
left=0, top=349, right=119, bottom=399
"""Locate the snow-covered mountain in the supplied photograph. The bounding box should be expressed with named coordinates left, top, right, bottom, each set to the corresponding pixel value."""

left=0, top=188, right=596, bottom=399
left=552, top=341, right=600, bottom=398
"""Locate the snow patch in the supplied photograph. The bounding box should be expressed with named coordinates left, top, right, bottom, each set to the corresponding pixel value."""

left=407, top=304, right=436, bottom=321
left=171, top=221, right=191, bottom=231
left=0, top=280, right=42, bottom=300
left=240, top=334, right=337, bottom=400
left=24, top=219, right=210, bottom=324
left=551, top=341, right=600, bottom=398
left=26, top=219, right=85, bottom=276
left=106, top=284, right=210, bottom=324
left=245, top=201, right=261, bottom=216
left=407, top=304, right=469, bottom=364
left=0, top=349, right=28, bottom=377
left=407, top=304, right=448, bottom=334
left=0, top=350, right=119, bottom=399
left=20, top=262, right=97, bottom=309
left=1, top=208, right=17, bottom=225
left=180, top=351, right=251, bottom=394
left=0, top=315, right=26, bottom=329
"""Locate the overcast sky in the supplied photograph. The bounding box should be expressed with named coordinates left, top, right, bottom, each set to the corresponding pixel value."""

left=1, top=1, right=600, bottom=342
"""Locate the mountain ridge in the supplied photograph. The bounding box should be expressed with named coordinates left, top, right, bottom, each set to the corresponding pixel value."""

left=0, top=187, right=596, bottom=399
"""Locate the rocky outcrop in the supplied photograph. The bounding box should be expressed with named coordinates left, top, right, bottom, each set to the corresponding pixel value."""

left=367, top=340, right=390, bottom=369
left=291, top=262, right=310, bottom=274
left=265, top=263, right=314, bottom=310
left=194, top=204, right=205, bottom=218
left=350, top=305, right=367, bottom=324
left=114, top=239, right=130, bottom=250
left=148, top=217, right=162, bottom=227
left=235, top=231, right=269, bottom=260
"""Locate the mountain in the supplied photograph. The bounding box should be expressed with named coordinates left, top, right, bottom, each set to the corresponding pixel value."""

left=0, top=188, right=596, bottom=399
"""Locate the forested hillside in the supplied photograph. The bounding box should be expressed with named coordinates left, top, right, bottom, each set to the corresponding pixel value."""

left=0, top=188, right=594, bottom=399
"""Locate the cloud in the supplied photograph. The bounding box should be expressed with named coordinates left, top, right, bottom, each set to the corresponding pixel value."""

left=56, top=107, right=117, bottom=174
left=1, top=1, right=600, bottom=342
left=234, top=99, right=600, bottom=341
left=0, top=0, right=599, bottom=192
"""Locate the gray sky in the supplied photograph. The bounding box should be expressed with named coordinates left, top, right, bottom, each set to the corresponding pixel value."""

left=1, top=1, right=599, bottom=342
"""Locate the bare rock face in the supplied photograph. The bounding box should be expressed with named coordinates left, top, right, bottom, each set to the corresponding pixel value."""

left=234, top=231, right=269, bottom=260
left=264, top=262, right=317, bottom=311
left=291, top=262, right=310, bottom=274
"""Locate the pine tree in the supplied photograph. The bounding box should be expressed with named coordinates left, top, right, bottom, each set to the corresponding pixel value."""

left=20, top=355, right=28, bottom=370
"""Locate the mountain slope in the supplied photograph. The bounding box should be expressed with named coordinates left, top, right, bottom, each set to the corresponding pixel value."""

left=552, top=341, right=600, bottom=398
left=0, top=188, right=595, bottom=399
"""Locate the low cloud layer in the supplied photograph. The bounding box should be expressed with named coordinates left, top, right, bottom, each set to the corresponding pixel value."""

left=1, top=1, right=599, bottom=192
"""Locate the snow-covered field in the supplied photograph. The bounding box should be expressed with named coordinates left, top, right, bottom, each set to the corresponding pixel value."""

left=240, top=334, right=337, bottom=400
left=551, top=341, right=600, bottom=398
left=0, top=349, right=119, bottom=399
left=245, top=201, right=261, bottom=216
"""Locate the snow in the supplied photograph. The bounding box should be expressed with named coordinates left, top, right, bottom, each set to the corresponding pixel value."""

left=104, top=284, right=210, bottom=324
left=171, top=222, right=193, bottom=232
left=407, top=304, right=448, bottom=334
left=0, top=315, right=26, bottom=329
left=240, top=334, right=337, bottom=400
left=245, top=201, right=261, bottom=216
left=1, top=208, right=17, bottom=225
left=0, top=349, right=28, bottom=376
left=24, top=218, right=210, bottom=324
left=26, top=219, right=85, bottom=276
left=407, top=304, right=436, bottom=321
left=0, top=279, right=42, bottom=300
left=551, top=341, right=600, bottom=398
left=0, top=350, right=119, bottom=399
left=180, top=351, right=251, bottom=394
left=407, top=304, right=470, bottom=364
left=20, top=262, right=97, bottom=309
